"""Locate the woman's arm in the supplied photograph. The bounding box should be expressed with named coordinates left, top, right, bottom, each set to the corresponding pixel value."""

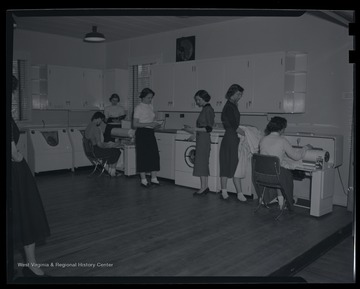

left=283, top=139, right=312, bottom=161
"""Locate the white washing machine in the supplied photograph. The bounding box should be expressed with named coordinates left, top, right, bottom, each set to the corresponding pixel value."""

left=68, top=127, right=92, bottom=169
left=28, top=127, right=73, bottom=173
left=174, top=130, right=221, bottom=192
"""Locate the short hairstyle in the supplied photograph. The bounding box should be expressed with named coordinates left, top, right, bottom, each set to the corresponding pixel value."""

left=109, top=93, right=120, bottom=102
left=91, top=111, right=105, bottom=121
left=194, top=90, right=211, bottom=102
left=12, top=75, right=18, bottom=93
left=264, top=116, right=287, bottom=135
left=225, top=84, right=244, bottom=100
left=139, top=88, right=155, bottom=99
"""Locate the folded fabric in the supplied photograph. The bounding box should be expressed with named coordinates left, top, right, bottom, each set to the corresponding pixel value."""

left=239, top=125, right=263, bottom=154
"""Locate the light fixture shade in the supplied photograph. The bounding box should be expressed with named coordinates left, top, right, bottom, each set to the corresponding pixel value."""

left=84, top=26, right=105, bottom=42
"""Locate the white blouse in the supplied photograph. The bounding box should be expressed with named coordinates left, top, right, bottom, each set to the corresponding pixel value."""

left=104, top=105, right=126, bottom=119
left=133, top=103, right=155, bottom=124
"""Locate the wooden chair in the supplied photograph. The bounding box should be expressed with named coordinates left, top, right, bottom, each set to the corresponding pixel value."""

left=252, top=153, right=290, bottom=221
left=82, top=137, right=108, bottom=177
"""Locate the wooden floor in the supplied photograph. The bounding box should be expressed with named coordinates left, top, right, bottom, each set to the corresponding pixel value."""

left=295, top=235, right=355, bottom=283
left=10, top=168, right=354, bottom=283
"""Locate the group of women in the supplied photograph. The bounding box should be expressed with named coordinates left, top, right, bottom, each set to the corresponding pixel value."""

left=184, top=84, right=248, bottom=202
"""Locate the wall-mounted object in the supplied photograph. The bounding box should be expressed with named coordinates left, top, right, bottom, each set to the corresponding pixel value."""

left=176, top=36, right=195, bottom=62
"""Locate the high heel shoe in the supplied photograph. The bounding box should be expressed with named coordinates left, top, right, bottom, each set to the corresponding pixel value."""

left=22, top=267, right=50, bottom=277
left=193, top=188, right=209, bottom=196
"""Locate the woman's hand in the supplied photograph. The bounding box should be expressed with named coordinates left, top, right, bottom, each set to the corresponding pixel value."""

left=12, top=150, right=23, bottom=162
left=236, top=127, right=245, bottom=136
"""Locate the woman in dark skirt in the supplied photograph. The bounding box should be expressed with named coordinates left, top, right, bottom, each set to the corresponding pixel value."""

left=219, top=84, right=247, bottom=201
left=183, top=90, right=215, bottom=195
left=133, top=88, right=162, bottom=187
left=10, top=76, right=50, bottom=277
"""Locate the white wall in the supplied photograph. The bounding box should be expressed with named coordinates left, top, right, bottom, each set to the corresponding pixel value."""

left=106, top=14, right=353, bottom=207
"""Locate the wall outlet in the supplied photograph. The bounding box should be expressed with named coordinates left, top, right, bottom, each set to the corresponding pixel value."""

left=180, top=114, right=185, bottom=118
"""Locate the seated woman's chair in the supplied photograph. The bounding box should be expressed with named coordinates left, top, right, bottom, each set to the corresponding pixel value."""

left=82, top=137, right=108, bottom=177
left=252, top=153, right=290, bottom=220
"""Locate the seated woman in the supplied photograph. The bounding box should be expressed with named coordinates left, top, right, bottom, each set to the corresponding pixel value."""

left=256, top=116, right=313, bottom=210
left=85, top=111, right=122, bottom=177
left=103, top=93, right=127, bottom=143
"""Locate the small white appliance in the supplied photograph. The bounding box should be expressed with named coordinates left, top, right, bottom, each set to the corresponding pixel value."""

left=68, top=127, right=92, bottom=169
left=284, top=132, right=344, bottom=217
left=174, top=129, right=221, bottom=192
left=28, top=127, right=73, bottom=173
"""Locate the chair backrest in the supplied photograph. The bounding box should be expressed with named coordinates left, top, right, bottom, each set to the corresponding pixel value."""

left=252, top=153, right=282, bottom=188
left=82, top=137, right=96, bottom=160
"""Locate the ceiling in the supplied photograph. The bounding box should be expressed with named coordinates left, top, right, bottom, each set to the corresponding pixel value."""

left=11, top=9, right=354, bottom=43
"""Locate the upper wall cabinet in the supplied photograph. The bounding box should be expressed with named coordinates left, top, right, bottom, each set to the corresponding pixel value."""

left=32, top=65, right=104, bottom=110
left=150, top=51, right=307, bottom=114
left=173, top=61, right=198, bottom=111
left=103, top=68, right=129, bottom=111
left=196, top=59, right=225, bottom=112
left=151, top=63, right=175, bottom=111
left=252, top=52, right=286, bottom=113
left=223, top=55, right=253, bottom=113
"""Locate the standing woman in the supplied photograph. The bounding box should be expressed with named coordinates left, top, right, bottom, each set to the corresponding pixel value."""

left=103, top=93, right=127, bottom=143
left=133, top=88, right=162, bottom=187
left=219, top=84, right=247, bottom=202
left=10, top=76, right=50, bottom=277
left=183, top=90, right=215, bottom=195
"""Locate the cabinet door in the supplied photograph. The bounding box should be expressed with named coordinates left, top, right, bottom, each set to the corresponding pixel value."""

left=155, top=133, right=175, bottom=179
left=151, top=63, right=174, bottom=111
left=196, top=59, right=224, bottom=112
left=252, top=52, right=285, bottom=112
left=223, top=56, right=253, bottom=112
left=83, top=68, right=103, bottom=110
left=103, top=69, right=129, bottom=111
left=173, top=61, right=197, bottom=111
left=47, top=65, right=83, bottom=109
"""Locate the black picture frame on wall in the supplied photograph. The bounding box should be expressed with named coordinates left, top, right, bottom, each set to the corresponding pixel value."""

left=176, top=36, right=195, bottom=62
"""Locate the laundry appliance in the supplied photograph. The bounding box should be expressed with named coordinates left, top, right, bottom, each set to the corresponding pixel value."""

left=68, top=127, right=92, bottom=169
left=28, top=127, right=73, bottom=173
left=283, top=132, right=343, bottom=217
left=174, top=129, right=221, bottom=192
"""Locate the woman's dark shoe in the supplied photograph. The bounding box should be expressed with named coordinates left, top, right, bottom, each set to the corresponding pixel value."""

left=150, top=181, right=160, bottom=186
left=141, top=182, right=150, bottom=188
left=219, top=193, right=230, bottom=201
left=193, top=188, right=209, bottom=196
left=22, top=267, right=49, bottom=277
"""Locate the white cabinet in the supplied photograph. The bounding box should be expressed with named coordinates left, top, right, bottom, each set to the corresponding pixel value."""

left=103, top=68, right=129, bottom=111
left=223, top=56, right=253, bottom=112
left=149, top=51, right=307, bottom=114
left=252, top=52, right=285, bottom=113
left=173, top=61, right=198, bottom=111
left=83, top=68, right=103, bottom=110
left=151, top=63, right=175, bottom=111
left=32, top=65, right=104, bottom=110
left=47, top=65, right=83, bottom=109
left=155, top=132, right=176, bottom=180
left=196, top=59, right=225, bottom=112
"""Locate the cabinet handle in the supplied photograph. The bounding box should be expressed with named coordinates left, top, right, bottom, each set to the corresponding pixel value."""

left=279, top=101, right=282, bottom=109
left=249, top=101, right=251, bottom=107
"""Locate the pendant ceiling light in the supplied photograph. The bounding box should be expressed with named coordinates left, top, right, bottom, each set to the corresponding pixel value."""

left=83, top=26, right=105, bottom=43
